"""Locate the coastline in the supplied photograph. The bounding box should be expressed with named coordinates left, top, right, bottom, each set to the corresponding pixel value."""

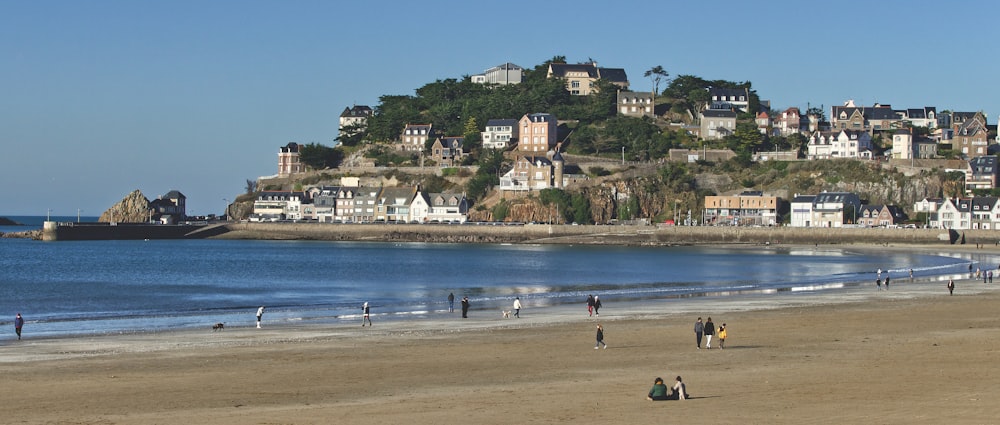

left=2, top=269, right=998, bottom=423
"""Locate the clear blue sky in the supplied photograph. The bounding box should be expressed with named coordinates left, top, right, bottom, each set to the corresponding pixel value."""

left=3, top=1, right=998, bottom=216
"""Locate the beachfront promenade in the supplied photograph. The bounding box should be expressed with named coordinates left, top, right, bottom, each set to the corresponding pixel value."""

left=217, top=221, right=991, bottom=246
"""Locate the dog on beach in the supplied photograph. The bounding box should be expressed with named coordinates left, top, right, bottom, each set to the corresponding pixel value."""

left=212, top=323, right=225, bottom=331
left=502, top=310, right=512, bottom=318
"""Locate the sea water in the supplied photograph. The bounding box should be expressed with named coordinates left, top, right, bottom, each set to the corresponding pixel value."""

left=0, top=217, right=986, bottom=339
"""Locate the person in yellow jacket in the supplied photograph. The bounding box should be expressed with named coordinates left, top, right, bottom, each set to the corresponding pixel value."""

left=718, top=323, right=728, bottom=349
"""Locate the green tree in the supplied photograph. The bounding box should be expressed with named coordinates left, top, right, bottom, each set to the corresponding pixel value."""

left=335, top=122, right=367, bottom=147
left=643, top=65, right=670, bottom=96
left=299, top=143, right=343, bottom=170
left=571, top=193, right=591, bottom=224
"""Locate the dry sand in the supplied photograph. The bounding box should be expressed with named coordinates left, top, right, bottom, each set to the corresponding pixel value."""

left=2, top=274, right=999, bottom=424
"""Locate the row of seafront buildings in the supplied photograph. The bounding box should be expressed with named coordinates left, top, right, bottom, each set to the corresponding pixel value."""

left=251, top=177, right=469, bottom=224
left=709, top=190, right=1000, bottom=230
left=701, top=191, right=906, bottom=228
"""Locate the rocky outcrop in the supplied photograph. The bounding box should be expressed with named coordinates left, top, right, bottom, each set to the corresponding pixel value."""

left=98, top=190, right=151, bottom=223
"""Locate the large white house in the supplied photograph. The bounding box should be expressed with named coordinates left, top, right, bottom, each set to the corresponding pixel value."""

left=481, top=118, right=518, bottom=150
left=806, top=130, right=873, bottom=160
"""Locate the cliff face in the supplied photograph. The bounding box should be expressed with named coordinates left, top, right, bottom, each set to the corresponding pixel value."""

left=98, top=190, right=151, bottom=223
left=470, top=178, right=687, bottom=224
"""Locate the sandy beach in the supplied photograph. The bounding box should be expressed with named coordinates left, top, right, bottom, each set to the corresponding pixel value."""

left=2, top=271, right=999, bottom=424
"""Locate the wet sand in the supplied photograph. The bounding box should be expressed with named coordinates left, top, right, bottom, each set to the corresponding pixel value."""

left=2, top=270, right=998, bottom=424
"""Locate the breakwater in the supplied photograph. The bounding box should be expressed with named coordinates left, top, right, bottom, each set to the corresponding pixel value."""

left=41, top=222, right=228, bottom=241
left=214, top=222, right=995, bottom=247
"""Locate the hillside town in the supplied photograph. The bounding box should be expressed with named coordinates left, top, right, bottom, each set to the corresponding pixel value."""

left=232, top=60, right=996, bottom=230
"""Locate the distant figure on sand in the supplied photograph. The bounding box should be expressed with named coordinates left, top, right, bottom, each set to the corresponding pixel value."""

left=461, top=296, right=470, bottom=318
left=718, top=323, right=727, bottom=349
left=647, top=377, right=669, bottom=400
left=885, top=275, right=890, bottom=290
left=586, top=295, right=595, bottom=316
left=256, top=306, right=265, bottom=328
left=362, top=302, right=372, bottom=326
left=704, top=317, right=716, bottom=348
left=876, top=278, right=882, bottom=290
left=14, top=313, right=23, bottom=340
left=694, top=317, right=704, bottom=349
left=909, top=269, right=914, bottom=280
left=670, top=376, right=689, bottom=400
left=593, top=296, right=602, bottom=316
left=448, top=292, right=455, bottom=313
left=947, top=279, right=955, bottom=295
left=513, top=297, right=522, bottom=318
left=595, top=324, right=607, bottom=349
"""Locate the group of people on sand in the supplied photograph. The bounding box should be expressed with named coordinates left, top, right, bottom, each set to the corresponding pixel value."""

left=586, top=295, right=602, bottom=316
left=647, top=376, right=690, bottom=401
left=693, top=317, right=726, bottom=349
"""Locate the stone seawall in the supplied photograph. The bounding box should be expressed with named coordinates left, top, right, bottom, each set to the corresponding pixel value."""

left=215, top=222, right=998, bottom=247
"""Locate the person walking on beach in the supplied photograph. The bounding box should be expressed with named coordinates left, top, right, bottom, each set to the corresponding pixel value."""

left=718, top=323, right=727, bottom=349
left=947, top=279, right=955, bottom=295
left=448, top=292, right=455, bottom=313
left=14, top=313, right=23, bottom=340
left=876, top=278, right=882, bottom=291
left=256, top=306, right=265, bottom=328
left=513, top=297, right=522, bottom=318
left=909, top=268, right=914, bottom=280
left=586, top=295, right=595, bottom=317
left=704, top=317, right=716, bottom=349
left=989, top=271, right=994, bottom=284
left=595, top=323, right=607, bottom=349
left=593, top=296, right=602, bottom=316
left=461, top=296, right=470, bottom=318
left=362, top=302, right=372, bottom=326
left=884, top=275, right=890, bottom=290
left=694, top=317, right=704, bottom=349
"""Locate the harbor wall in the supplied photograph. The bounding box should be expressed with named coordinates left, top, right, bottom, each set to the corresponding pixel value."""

left=41, top=222, right=217, bottom=241
left=215, top=222, right=994, bottom=247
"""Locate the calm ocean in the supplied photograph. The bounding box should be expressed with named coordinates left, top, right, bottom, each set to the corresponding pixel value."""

left=0, top=215, right=986, bottom=339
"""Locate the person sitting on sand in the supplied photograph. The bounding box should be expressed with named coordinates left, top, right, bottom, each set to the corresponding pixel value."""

left=669, top=376, right=689, bottom=400
left=647, top=377, right=669, bottom=401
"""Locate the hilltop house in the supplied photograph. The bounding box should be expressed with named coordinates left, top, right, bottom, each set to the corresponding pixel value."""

left=339, top=105, right=373, bottom=138
left=400, top=124, right=434, bottom=152
left=708, top=88, right=750, bottom=112
left=546, top=62, right=629, bottom=96
left=966, top=155, right=1000, bottom=194
left=278, top=142, right=304, bottom=176
left=806, top=130, right=873, bottom=160
left=499, top=152, right=565, bottom=192
left=951, top=111, right=989, bottom=159
left=481, top=118, right=518, bottom=150
left=470, top=62, right=523, bottom=85
left=430, top=137, right=465, bottom=166
left=617, top=91, right=654, bottom=118
left=518, top=113, right=558, bottom=153
left=700, top=109, right=737, bottom=140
